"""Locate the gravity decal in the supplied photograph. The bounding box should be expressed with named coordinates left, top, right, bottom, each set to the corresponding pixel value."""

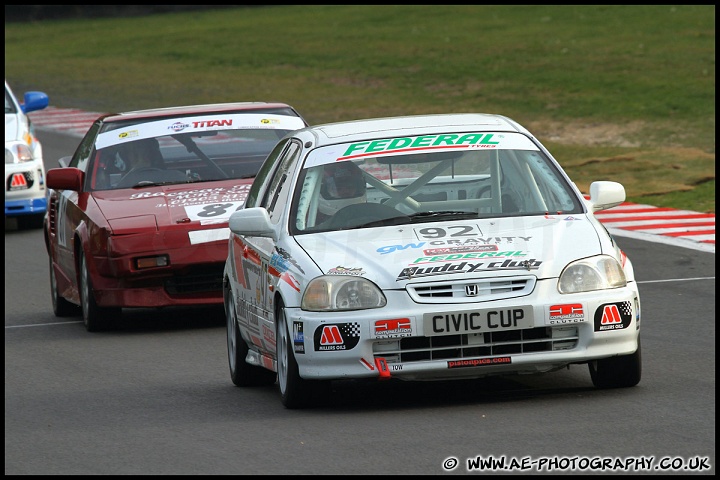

left=314, top=323, right=361, bottom=351
left=376, top=236, right=532, bottom=255
left=594, top=301, right=633, bottom=331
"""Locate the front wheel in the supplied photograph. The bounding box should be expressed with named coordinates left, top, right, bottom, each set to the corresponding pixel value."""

left=276, top=302, right=329, bottom=409
left=79, top=250, right=119, bottom=332
left=589, top=338, right=642, bottom=389
left=18, top=213, right=45, bottom=230
left=49, top=255, right=80, bottom=317
left=226, top=287, right=276, bottom=387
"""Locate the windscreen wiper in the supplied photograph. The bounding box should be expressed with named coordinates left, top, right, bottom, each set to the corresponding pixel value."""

left=408, top=211, right=477, bottom=221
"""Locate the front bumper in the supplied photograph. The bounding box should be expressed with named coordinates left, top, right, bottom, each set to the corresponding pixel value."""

left=5, top=162, right=47, bottom=216
left=285, top=281, right=641, bottom=382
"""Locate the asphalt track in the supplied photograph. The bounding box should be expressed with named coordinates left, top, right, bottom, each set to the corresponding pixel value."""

left=29, top=106, right=715, bottom=254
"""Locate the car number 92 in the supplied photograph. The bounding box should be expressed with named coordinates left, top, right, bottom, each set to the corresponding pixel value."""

left=423, top=306, right=534, bottom=336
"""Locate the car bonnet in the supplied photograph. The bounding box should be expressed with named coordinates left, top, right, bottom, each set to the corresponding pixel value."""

left=293, top=215, right=604, bottom=289
left=91, top=179, right=252, bottom=237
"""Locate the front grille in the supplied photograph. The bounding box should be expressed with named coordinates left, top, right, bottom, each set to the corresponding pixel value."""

left=373, top=326, right=578, bottom=363
left=164, top=264, right=224, bottom=295
left=407, top=275, right=536, bottom=304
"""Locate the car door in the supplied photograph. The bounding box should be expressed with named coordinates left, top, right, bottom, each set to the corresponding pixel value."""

left=234, top=138, right=303, bottom=355
left=49, top=121, right=102, bottom=298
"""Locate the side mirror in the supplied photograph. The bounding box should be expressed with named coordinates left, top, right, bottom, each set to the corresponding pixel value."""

left=47, top=167, right=84, bottom=192
left=589, top=181, right=625, bottom=212
left=228, top=207, right=277, bottom=241
left=21, top=91, right=49, bottom=114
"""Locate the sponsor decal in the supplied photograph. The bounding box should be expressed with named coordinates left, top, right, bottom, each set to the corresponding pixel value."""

left=423, top=245, right=498, bottom=256
left=414, top=225, right=483, bottom=241
left=314, top=323, right=361, bottom=351
left=169, top=122, right=190, bottom=132
left=448, top=357, right=512, bottom=368
left=118, top=130, right=139, bottom=140
left=340, top=133, right=501, bottom=160
left=130, top=184, right=251, bottom=201
left=96, top=114, right=306, bottom=150
left=397, top=259, right=542, bottom=280
left=262, top=324, right=276, bottom=349
left=9, top=173, right=29, bottom=190
left=547, top=303, right=586, bottom=325
left=193, top=119, right=232, bottom=128
left=293, top=321, right=305, bottom=354
left=274, top=246, right=304, bottom=274
left=411, top=251, right=527, bottom=264
left=594, top=301, right=633, bottom=331
left=270, top=252, right=291, bottom=274
left=326, top=266, right=365, bottom=276
left=374, top=318, right=412, bottom=338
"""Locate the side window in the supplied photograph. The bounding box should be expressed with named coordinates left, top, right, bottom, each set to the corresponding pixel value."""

left=70, top=121, right=102, bottom=170
left=69, top=121, right=103, bottom=191
left=244, top=138, right=290, bottom=209
left=261, top=140, right=302, bottom=225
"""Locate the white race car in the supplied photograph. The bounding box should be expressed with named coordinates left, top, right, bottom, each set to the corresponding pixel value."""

left=5, top=79, right=49, bottom=228
left=223, top=113, right=642, bottom=408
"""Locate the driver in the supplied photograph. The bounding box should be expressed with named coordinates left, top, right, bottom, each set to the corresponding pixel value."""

left=118, top=138, right=163, bottom=174
left=317, top=161, right=367, bottom=218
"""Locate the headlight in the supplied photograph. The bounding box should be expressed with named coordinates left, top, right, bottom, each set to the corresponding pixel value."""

left=558, top=255, right=626, bottom=294
left=302, top=275, right=387, bottom=311
left=5, top=143, right=34, bottom=164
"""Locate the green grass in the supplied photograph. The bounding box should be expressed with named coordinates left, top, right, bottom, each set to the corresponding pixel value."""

left=5, top=5, right=715, bottom=212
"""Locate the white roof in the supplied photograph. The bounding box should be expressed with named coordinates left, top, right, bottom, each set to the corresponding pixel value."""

left=298, top=113, right=533, bottom=146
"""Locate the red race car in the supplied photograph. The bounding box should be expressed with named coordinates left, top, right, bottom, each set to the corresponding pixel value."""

left=44, top=102, right=307, bottom=331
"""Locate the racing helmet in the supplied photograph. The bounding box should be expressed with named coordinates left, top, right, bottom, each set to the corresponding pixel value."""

left=117, top=137, right=163, bottom=170
left=318, top=161, right=367, bottom=216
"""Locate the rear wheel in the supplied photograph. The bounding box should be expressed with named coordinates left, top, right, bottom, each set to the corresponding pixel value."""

left=589, top=338, right=642, bottom=388
left=225, top=287, right=276, bottom=387
left=79, top=250, right=119, bottom=332
left=49, top=255, right=80, bottom=317
left=276, top=302, right=329, bottom=409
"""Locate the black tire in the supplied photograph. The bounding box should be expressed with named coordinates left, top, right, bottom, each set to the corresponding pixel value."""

left=589, top=338, right=642, bottom=389
left=276, top=302, right=329, bottom=409
left=225, top=286, right=276, bottom=387
left=79, top=250, right=120, bottom=332
left=18, top=213, right=45, bottom=230
left=49, top=255, right=80, bottom=317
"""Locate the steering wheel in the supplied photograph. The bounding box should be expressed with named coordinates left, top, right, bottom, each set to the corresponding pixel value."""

left=115, top=167, right=164, bottom=189
left=327, top=203, right=410, bottom=230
